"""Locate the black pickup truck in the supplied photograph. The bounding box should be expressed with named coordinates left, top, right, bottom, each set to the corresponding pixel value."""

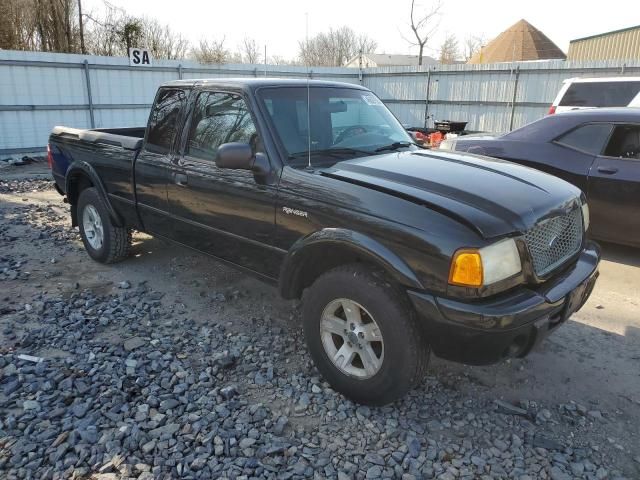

left=49, top=79, right=600, bottom=405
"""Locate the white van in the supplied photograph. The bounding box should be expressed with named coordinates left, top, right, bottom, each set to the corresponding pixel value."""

left=549, top=77, right=640, bottom=114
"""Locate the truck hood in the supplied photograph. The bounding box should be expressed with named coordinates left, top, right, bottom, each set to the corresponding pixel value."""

left=322, top=150, right=582, bottom=239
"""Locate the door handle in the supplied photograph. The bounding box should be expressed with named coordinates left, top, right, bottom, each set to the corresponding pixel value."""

left=174, top=173, right=188, bottom=186
left=596, top=166, right=618, bottom=175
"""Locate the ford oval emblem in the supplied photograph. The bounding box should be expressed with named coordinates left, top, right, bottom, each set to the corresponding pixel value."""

left=548, top=234, right=561, bottom=250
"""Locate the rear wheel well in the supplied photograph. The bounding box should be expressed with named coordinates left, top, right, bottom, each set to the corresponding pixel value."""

left=67, top=172, right=94, bottom=226
left=67, top=172, right=94, bottom=205
left=282, top=244, right=393, bottom=299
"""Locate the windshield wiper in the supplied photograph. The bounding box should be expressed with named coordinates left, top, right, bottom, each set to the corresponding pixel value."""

left=288, top=147, right=372, bottom=159
left=374, top=141, right=417, bottom=153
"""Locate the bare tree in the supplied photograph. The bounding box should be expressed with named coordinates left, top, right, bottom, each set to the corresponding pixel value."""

left=268, top=55, right=300, bottom=66
left=84, top=3, right=189, bottom=59
left=84, top=2, right=142, bottom=56
left=238, top=37, right=261, bottom=64
left=1, top=0, right=186, bottom=58
left=84, top=3, right=121, bottom=55
left=84, top=4, right=141, bottom=57
left=33, top=0, right=81, bottom=52
left=191, top=38, right=229, bottom=64
left=438, top=33, right=459, bottom=64
left=405, top=0, right=442, bottom=66
left=1, top=0, right=83, bottom=53
left=120, top=19, right=142, bottom=52
left=355, top=34, right=377, bottom=59
left=228, top=52, right=244, bottom=63
left=0, top=0, right=39, bottom=50
left=0, top=0, right=206, bottom=62
left=141, top=17, right=189, bottom=60
left=463, top=34, right=485, bottom=61
left=298, top=26, right=376, bottom=66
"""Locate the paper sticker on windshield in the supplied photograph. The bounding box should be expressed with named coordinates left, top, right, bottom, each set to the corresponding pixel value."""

left=362, top=93, right=384, bottom=106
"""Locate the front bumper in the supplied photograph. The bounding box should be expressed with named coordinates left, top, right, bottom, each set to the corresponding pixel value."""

left=408, top=241, right=600, bottom=365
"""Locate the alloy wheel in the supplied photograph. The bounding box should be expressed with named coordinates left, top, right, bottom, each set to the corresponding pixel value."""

left=82, top=204, right=104, bottom=250
left=320, top=298, right=384, bottom=379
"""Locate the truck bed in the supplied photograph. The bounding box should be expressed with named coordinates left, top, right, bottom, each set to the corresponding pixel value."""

left=50, top=126, right=145, bottom=151
left=49, top=126, right=147, bottom=229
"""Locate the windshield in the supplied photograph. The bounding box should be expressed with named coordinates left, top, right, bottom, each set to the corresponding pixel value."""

left=258, top=86, right=415, bottom=168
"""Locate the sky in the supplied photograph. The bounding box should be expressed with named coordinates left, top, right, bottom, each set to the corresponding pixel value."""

left=83, top=0, right=639, bottom=61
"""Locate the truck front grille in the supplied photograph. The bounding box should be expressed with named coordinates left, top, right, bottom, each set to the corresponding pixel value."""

left=525, top=206, right=583, bottom=277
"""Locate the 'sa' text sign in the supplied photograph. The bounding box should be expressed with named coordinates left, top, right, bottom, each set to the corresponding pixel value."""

left=129, top=48, right=152, bottom=67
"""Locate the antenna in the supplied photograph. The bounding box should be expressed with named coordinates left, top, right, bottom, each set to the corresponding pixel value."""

left=305, top=11, right=312, bottom=171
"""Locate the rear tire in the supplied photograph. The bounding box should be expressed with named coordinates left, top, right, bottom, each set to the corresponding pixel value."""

left=77, top=187, right=131, bottom=264
left=302, top=264, right=430, bottom=405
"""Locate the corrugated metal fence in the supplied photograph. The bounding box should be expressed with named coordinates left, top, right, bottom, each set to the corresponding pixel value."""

left=1, top=50, right=639, bottom=157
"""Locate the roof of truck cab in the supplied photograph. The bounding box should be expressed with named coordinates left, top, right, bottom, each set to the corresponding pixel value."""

left=161, top=78, right=369, bottom=90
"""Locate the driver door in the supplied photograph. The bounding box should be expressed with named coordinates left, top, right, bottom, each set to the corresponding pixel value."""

left=165, top=90, right=281, bottom=278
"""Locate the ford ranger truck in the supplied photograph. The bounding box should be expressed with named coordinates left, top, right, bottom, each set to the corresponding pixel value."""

left=49, top=79, right=600, bottom=405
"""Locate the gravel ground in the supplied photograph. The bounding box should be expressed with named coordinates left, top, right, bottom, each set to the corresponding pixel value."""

left=1, top=175, right=639, bottom=480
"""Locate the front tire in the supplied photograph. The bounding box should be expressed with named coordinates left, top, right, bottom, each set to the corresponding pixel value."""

left=302, top=264, right=430, bottom=405
left=77, top=187, right=131, bottom=264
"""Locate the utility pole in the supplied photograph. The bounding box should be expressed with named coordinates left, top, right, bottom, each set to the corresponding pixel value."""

left=78, top=0, right=86, bottom=54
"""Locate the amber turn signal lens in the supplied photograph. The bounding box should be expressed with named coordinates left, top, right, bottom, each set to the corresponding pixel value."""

left=449, top=250, right=483, bottom=287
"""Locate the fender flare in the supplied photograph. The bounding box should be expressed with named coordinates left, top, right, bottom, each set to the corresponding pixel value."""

left=65, top=161, right=123, bottom=227
left=279, top=228, right=424, bottom=299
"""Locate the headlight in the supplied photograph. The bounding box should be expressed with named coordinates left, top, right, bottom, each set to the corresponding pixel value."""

left=449, top=238, right=522, bottom=287
left=581, top=202, right=590, bottom=231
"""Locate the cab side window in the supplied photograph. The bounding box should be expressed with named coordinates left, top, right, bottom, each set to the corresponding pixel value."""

left=603, top=125, right=640, bottom=160
left=555, top=123, right=612, bottom=155
left=146, top=88, right=187, bottom=154
left=186, top=92, right=258, bottom=161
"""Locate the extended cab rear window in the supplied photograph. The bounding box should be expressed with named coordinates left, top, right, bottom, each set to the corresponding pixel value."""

left=146, top=88, right=188, bottom=154
left=559, top=81, right=640, bottom=107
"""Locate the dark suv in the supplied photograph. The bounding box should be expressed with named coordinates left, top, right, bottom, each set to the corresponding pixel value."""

left=49, top=79, right=600, bottom=405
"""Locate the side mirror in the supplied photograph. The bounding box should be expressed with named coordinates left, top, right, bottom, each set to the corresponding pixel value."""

left=215, top=142, right=271, bottom=177
left=215, top=142, right=254, bottom=170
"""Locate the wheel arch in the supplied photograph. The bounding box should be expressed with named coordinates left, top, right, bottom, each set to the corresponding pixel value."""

left=278, top=228, right=423, bottom=299
left=65, top=161, right=123, bottom=227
